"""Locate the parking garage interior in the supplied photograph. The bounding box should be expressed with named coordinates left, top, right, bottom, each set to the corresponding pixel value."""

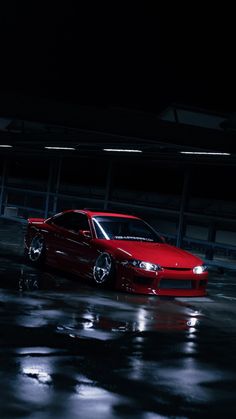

left=1, top=99, right=236, bottom=418
left=1, top=103, right=236, bottom=268
left=1, top=6, right=236, bottom=418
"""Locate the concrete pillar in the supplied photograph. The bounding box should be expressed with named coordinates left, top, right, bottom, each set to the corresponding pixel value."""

left=176, top=171, right=189, bottom=248
left=0, top=159, right=7, bottom=215
left=44, top=161, right=53, bottom=218
left=53, top=158, right=62, bottom=213
left=205, top=222, right=216, bottom=260
left=104, top=160, right=113, bottom=210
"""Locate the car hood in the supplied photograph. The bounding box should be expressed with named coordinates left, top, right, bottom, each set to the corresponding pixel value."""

left=101, top=240, right=203, bottom=268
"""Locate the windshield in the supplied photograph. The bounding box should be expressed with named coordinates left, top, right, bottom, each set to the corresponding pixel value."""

left=92, top=216, right=164, bottom=242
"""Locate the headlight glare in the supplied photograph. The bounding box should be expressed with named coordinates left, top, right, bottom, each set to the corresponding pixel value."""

left=125, top=259, right=162, bottom=271
left=193, top=264, right=208, bottom=274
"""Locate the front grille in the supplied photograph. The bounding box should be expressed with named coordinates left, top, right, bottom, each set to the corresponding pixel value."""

left=159, top=279, right=193, bottom=289
left=133, top=276, right=154, bottom=286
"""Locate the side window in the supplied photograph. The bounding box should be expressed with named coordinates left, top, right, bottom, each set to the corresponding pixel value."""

left=51, top=213, right=72, bottom=228
left=71, top=213, right=90, bottom=231
left=52, top=212, right=90, bottom=232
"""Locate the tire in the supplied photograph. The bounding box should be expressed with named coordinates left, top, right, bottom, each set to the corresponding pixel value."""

left=27, top=235, right=46, bottom=266
left=93, top=252, right=115, bottom=287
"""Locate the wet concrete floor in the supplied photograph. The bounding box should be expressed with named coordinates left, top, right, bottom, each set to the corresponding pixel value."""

left=0, top=219, right=236, bottom=418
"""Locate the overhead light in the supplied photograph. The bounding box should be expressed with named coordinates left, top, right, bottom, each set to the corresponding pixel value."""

left=180, top=151, right=231, bottom=156
left=103, top=148, right=142, bottom=153
left=45, top=146, right=75, bottom=150
left=0, top=144, right=13, bottom=148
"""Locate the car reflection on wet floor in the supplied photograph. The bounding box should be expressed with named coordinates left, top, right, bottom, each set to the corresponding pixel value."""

left=0, top=255, right=236, bottom=418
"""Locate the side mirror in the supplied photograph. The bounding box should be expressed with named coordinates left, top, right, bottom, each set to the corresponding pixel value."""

left=79, top=229, right=92, bottom=239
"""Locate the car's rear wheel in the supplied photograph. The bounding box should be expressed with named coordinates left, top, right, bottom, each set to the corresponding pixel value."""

left=93, top=252, right=115, bottom=287
left=28, top=235, right=46, bottom=265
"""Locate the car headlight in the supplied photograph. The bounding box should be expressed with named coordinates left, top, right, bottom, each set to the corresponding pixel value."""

left=193, top=264, right=208, bottom=274
left=124, top=259, right=162, bottom=271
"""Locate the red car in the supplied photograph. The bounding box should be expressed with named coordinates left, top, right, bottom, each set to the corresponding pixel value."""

left=24, top=209, right=208, bottom=296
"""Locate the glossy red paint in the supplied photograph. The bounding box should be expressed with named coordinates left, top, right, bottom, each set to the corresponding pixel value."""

left=25, top=209, right=208, bottom=296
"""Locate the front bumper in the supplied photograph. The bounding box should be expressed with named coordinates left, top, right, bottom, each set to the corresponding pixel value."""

left=116, top=264, right=208, bottom=296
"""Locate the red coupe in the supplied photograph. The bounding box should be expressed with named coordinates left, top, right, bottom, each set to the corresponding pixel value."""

left=24, top=209, right=208, bottom=296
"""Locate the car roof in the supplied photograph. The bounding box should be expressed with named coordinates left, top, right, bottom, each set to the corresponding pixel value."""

left=71, top=209, right=139, bottom=219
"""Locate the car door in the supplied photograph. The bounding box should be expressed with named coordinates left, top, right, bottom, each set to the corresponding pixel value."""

left=46, top=211, right=97, bottom=278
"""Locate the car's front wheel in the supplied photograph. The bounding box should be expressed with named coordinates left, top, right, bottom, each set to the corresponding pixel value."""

left=28, top=235, right=46, bottom=265
left=93, top=252, right=115, bottom=287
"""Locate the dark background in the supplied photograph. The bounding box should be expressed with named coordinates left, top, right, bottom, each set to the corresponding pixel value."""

left=1, top=3, right=235, bottom=114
